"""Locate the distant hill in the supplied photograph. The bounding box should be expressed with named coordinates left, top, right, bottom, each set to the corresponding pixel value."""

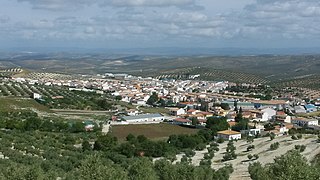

left=1, top=52, right=320, bottom=88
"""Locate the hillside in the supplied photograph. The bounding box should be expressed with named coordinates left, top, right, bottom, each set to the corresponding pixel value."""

left=1, top=53, right=320, bottom=88
left=0, top=97, right=51, bottom=112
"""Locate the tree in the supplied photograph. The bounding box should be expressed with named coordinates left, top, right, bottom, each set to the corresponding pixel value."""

left=291, top=135, right=298, bottom=140
left=223, top=141, right=237, bottom=161
left=247, top=145, right=255, bottom=152
left=234, top=100, right=238, bottom=112
left=115, top=95, right=122, bottom=101
left=82, top=140, right=92, bottom=151
left=146, top=92, right=159, bottom=106
left=234, top=110, right=243, bottom=123
left=70, top=121, right=85, bottom=133
left=248, top=154, right=253, bottom=161
left=259, top=150, right=320, bottom=180
left=297, top=134, right=302, bottom=139
left=70, top=155, right=127, bottom=180
left=128, top=158, right=157, bottom=180
left=206, top=116, right=229, bottom=134
left=93, top=135, right=117, bottom=151
left=126, top=133, right=136, bottom=142
left=220, top=103, right=230, bottom=110
left=269, top=132, right=275, bottom=141
left=295, top=145, right=306, bottom=152
left=191, top=117, right=198, bottom=126
left=248, top=162, right=269, bottom=180
left=270, top=142, right=279, bottom=150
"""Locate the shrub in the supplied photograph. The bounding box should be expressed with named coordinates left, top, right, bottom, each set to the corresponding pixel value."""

left=217, top=138, right=225, bottom=144
left=270, top=142, right=280, bottom=150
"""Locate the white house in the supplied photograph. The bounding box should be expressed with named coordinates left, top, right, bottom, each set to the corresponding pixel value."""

left=261, top=107, right=276, bottom=121
left=291, top=118, right=318, bottom=127
left=240, top=128, right=261, bottom=136
left=126, top=109, right=139, bottom=116
left=217, top=129, right=241, bottom=140
left=33, top=93, right=42, bottom=99
left=168, top=108, right=186, bottom=116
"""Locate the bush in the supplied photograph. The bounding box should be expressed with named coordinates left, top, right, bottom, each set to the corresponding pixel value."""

left=297, top=134, right=302, bottom=139
left=295, top=145, right=306, bottom=152
left=217, top=138, right=225, bottom=144
left=184, top=149, right=196, bottom=158
left=291, top=135, right=298, bottom=140
left=270, top=142, right=280, bottom=150
left=195, top=143, right=206, bottom=151
left=247, top=145, right=255, bottom=152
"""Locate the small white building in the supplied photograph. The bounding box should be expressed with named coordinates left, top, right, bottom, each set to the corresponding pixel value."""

left=33, top=93, right=42, bottom=99
left=217, top=129, right=241, bottom=140
left=122, top=113, right=164, bottom=123
left=291, top=118, right=318, bottom=127
left=240, top=128, right=261, bottom=136
left=260, top=107, right=276, bottom=121
left=168, top=108, right=186, bottom=116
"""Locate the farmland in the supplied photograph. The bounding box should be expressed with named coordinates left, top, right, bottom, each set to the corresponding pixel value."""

left=0, top=97, right=50, bottom=112
left=110, top=123, right=199, bottom=141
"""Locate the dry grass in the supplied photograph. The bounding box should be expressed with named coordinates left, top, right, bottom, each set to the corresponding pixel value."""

left=110, top=123, right=199, bottom=141
left=0, top=97, right=51, bottom=112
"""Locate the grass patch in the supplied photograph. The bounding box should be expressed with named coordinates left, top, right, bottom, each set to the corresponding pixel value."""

left=0, top=97, right=51, bottom=112
left=110, top=123, right=199, bottom=141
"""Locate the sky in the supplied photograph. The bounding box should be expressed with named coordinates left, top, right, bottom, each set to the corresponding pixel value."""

left=1, top=0, right=320, bottom=51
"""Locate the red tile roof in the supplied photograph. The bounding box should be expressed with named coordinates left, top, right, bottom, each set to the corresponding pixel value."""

left=174, top=118, right=191, bottom=123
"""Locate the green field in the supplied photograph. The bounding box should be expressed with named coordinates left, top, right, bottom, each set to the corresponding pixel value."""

left=110, top=123, right=199, bottom=141
left=0, top=97, right=50, bottom=112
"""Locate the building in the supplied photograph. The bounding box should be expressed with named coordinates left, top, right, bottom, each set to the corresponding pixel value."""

left=294, top=106, right=306, bottom=114
left=240, top=128, right=261, bottom=136
left=291, top=117, right=318, bottom=127
left=217, top=129, right=241, bottom=140
left=274, top=111, right=291, bottom=123
left=173, top=118, right=192, bottom=125
left=121, top=113, right=164, bottom=123
left=168, top=108, right=186, bottom=116
left=304, top=104, right=317, bottom=113
left=33, top=93, right=42, bottom=99
left=261, top=107, right=276, bottom=120
left=251, top=100, right=287, bottom=110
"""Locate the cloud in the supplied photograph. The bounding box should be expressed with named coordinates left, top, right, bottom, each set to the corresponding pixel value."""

left=17, top=0, right=200, bottom=11
left=3, top=0, right=320, bottom=48
left=17, top=0, right=98, bottom=11
left=105, top=0, right=195, bottom=7
left=237, top=0, right=320, bottom=39
left=0, top=15, right=10, bottom=23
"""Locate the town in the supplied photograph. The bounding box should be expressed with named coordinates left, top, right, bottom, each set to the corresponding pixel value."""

left=1, top=68, right=320, bottom=179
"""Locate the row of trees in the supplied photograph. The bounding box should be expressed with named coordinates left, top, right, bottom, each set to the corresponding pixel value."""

left=0, top=110, right=100, bottom=133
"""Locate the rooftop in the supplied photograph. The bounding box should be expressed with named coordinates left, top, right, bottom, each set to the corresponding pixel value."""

left=122, top=113, right=163, bottom=121
left=251, top=100, right=287, bottom=105
left=217, top=129, right=241, bottom=135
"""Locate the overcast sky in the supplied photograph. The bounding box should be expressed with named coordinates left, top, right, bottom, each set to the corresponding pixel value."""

left=1, top=0, right=320, bottom=50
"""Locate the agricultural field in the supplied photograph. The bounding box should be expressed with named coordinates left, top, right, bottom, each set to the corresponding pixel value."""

left=0, top=97, right=50, bottom=112
left=110, top=123, right=199, bottom=141
left=271, top=75, right=320, bottom=90
left=155, top=67, right=268, bottom=84
left=173, top=134, right=320, bottom=180
left=0, top=80, right=116, bottom=111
